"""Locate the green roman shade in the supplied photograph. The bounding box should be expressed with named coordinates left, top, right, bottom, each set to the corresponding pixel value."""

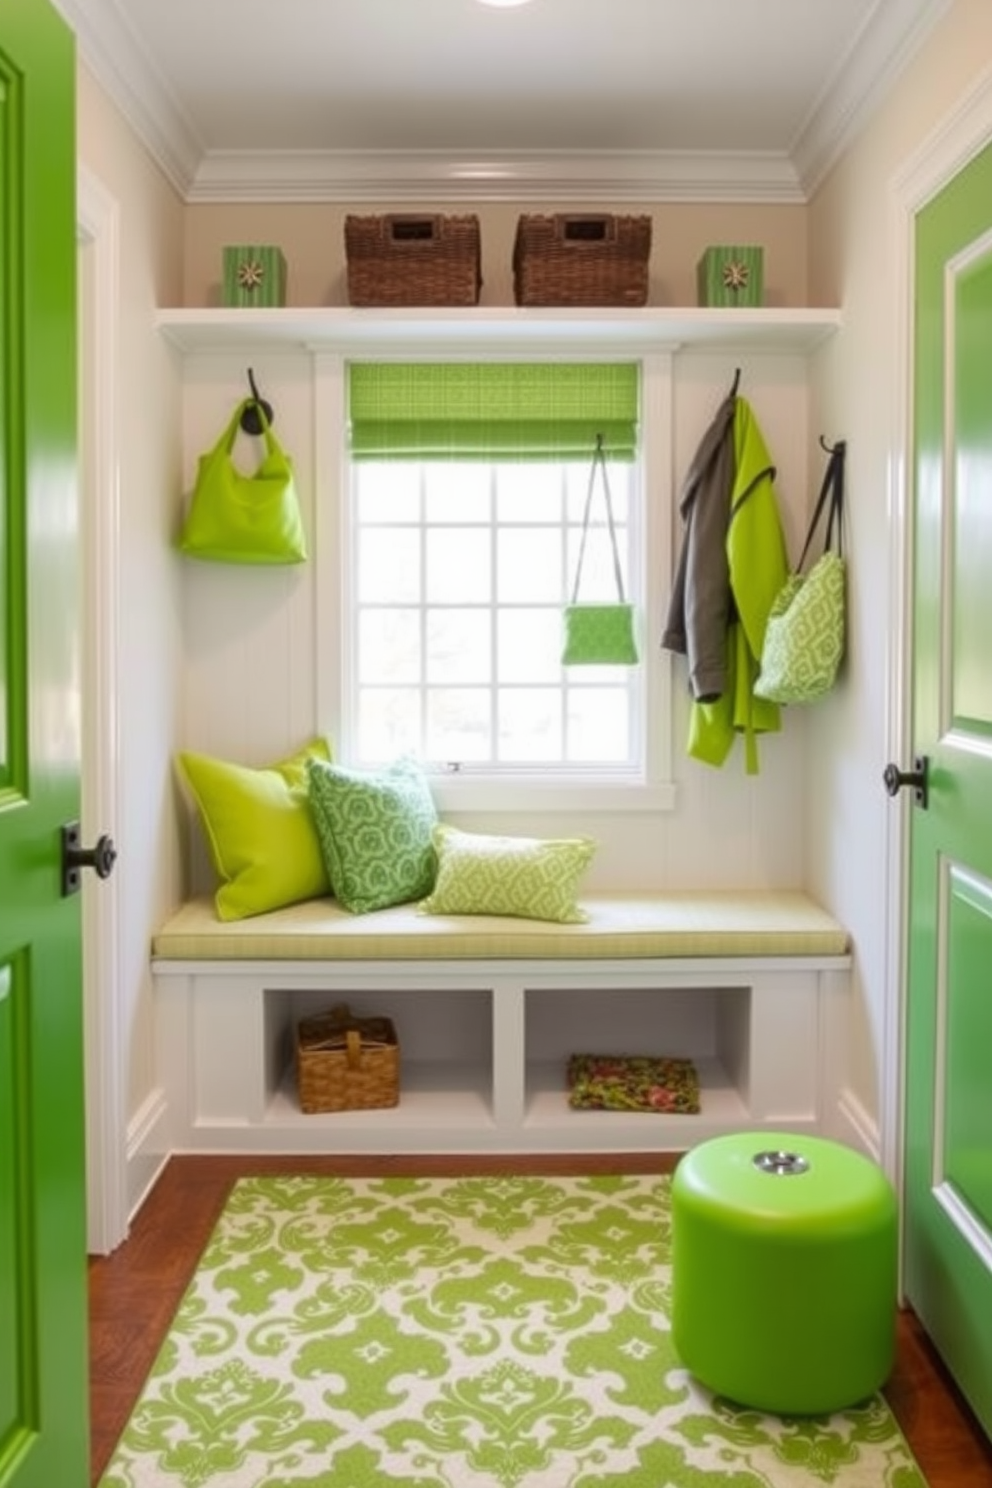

left=348, top=362, right=639, bottom=460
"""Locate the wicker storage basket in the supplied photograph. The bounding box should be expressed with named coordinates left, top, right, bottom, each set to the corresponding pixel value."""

left=296, top=1003, right=399, bottom=1113
left=513, top=214, right=652, bottom=307
left=345, top=214, right=482, bottom=307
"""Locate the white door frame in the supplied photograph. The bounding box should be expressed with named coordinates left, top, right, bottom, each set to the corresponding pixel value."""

left=77, top=166, right=127, bottom=1254
left=882, top=67, right=992, bottom=1189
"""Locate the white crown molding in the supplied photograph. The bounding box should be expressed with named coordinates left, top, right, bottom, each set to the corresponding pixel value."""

left=792, top=0, right=954, bottom=197
left=52, top=0, right=202, bottom=197
left=892, top=60, right=992, bottom=209
left=55, top=0, right=950, bottom=206
left=187, top=148, right=804, bottom=205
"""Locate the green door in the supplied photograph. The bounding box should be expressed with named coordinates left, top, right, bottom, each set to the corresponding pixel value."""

left=0, top=2, right=89, bottom=1486
left=903, top=137, right=992, bottom=1441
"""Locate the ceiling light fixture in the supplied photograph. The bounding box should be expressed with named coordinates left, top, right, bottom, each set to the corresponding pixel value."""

left=476, top=0, right=534, bottom=8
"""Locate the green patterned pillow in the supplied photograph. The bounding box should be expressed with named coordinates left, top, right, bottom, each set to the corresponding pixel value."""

left=306, top=756, right=438, bottom=915
left=419, top=825, right=596, bottom=923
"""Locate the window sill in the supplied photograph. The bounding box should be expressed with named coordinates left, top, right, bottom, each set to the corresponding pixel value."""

left=429, top=776, right=677, bottom=814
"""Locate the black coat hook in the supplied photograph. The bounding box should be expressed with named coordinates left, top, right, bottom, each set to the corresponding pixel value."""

left=728, top=367, right=741, bottom=399
left=819, top=434, right=846, bottom=456
left=240, top=368, right=274, bottom=435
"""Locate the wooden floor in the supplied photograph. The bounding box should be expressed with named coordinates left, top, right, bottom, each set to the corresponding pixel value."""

left=89, top=1153, right=992, bottom=1488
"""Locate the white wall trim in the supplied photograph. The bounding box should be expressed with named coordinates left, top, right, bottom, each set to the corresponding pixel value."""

left=125, top=1088, right=171, bottom=1224
left=793, top=0, right=952, bottom=197
left=77, top=166, right=128, bottom=1254
left=187, top=148, right=804, bottom=206
left=892, top=64, right=992, bottom=210
left=640, top=352, right=675, bottom=799
left=312, top=353, right=347, bottom=749
left=836, top=1086, right=883, bottom=1164
left=883, top=68, right=992, bottom=1193
left=879, top=164, right=915, bottom=1193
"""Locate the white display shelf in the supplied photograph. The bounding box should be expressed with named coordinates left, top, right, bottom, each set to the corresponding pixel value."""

left=156, top=304, right=841, bottom=356
left=267, top=1062, right=495, bottom=1130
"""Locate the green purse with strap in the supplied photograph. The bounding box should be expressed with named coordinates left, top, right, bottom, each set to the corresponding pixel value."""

left=755, top=439, right=846, bottom=705
left=561, top=434, right=639, bottom=666
left=178, top=398, right=307, bottom=565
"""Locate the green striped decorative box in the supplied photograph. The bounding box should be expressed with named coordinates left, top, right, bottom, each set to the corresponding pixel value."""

left=222, top=245, right=287, bottom=307
left=696, top=245, right=764, bottom=307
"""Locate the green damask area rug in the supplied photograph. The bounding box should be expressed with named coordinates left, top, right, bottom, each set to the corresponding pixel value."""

left=99, top=1174, right=927, bottom=1488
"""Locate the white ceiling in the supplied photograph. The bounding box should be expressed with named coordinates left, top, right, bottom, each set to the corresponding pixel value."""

left=56, top=0, right=951, bottom=202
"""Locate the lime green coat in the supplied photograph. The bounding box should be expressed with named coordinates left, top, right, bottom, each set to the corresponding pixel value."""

left=686, top=399, right=789, bottom=773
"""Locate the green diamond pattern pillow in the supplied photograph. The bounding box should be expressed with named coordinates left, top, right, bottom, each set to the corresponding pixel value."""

left=177, top=738, right=332, bottom=922
left=419, top=825, right=596, bottom=923
left=306, top=756, right=438, bottom=915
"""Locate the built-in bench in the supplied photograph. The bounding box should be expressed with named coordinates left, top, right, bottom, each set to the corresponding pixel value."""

left=152, top=891, right=851, bottom=1156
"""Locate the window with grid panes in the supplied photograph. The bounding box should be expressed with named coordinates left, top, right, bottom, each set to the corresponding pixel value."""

left=346, top=362, right=643, bottom=777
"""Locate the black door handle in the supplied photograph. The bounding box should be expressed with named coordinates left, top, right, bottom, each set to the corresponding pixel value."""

left=882, top=755, right=929, bottom=810
left=61, top=821, right=117, bottom=896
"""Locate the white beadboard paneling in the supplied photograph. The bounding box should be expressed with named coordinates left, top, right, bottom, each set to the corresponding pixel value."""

left=178, top=356, right=321, bottom=894
left=179, top=355, right=318, bottom=762
left=183, top=564, right=311, bottom=745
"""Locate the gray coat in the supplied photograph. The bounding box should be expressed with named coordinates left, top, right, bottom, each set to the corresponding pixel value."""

left=661, top=391, right=737, bottom=702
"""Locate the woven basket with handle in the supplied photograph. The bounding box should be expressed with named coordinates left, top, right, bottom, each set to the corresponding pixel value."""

left=345, top=214, right=482, bottom=306
left=513, top=213, right=652, bottom=307
left=296, top=1003, right=400, bottom=1113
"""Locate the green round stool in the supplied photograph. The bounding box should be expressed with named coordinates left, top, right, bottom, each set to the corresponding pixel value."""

left=670, top=1132, right=897, bottom=1415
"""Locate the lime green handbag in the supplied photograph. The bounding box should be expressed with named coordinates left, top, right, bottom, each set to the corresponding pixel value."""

left=755, top=439, right=846, bottom=704
left=562, top=435, right=639, bottom=666
left=178, top=398, right=307, bottom=565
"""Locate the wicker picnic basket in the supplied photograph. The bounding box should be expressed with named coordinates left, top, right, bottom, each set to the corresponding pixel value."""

left=296, top=1003, right=400, bottom=1113
left=345, top=213, right=482, bottom=307
left=513, top=213, right=652, bottom=307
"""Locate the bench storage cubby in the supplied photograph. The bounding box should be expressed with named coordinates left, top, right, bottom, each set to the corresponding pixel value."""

left=152, top=891, right=850, bottom=1155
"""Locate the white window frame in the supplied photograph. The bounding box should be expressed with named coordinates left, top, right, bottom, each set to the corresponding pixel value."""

left=314, top=350, right=675, bottom=814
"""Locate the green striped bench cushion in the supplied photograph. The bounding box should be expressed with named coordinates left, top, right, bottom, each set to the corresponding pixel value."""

left=152, top=891, right=849, bottom=963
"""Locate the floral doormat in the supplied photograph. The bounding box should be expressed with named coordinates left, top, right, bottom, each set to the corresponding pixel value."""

left=98, top=1175, right=927, bottom=1488
left=567, top=1053, right=701, bottom=1113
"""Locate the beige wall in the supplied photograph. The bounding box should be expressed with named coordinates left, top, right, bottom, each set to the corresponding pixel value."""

left=76, top=62, right=185, bottom=1186
left=805, top=0, right=992, bottom=1146
left=183, top=200, right=809, bottom=309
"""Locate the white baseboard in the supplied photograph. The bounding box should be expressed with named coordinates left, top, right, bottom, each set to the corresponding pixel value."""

left=126, top=1087, right=171, bottom=1226
left=834, top=1086, right=884, bottom=1166
left=121, top=1081, right=882, bottom=1226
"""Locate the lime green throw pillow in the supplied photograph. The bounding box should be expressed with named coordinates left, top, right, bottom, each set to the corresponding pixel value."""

left=419, top=825, right=596, bottom=923
left=306, top=756, right=438, bottom=915
left=177, top=738, right=331, bottom=922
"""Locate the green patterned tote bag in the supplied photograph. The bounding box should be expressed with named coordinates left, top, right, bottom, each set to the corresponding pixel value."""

left=755, top=438, right=846, bottom=704
left=562, top=434, right=639, bottom=666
